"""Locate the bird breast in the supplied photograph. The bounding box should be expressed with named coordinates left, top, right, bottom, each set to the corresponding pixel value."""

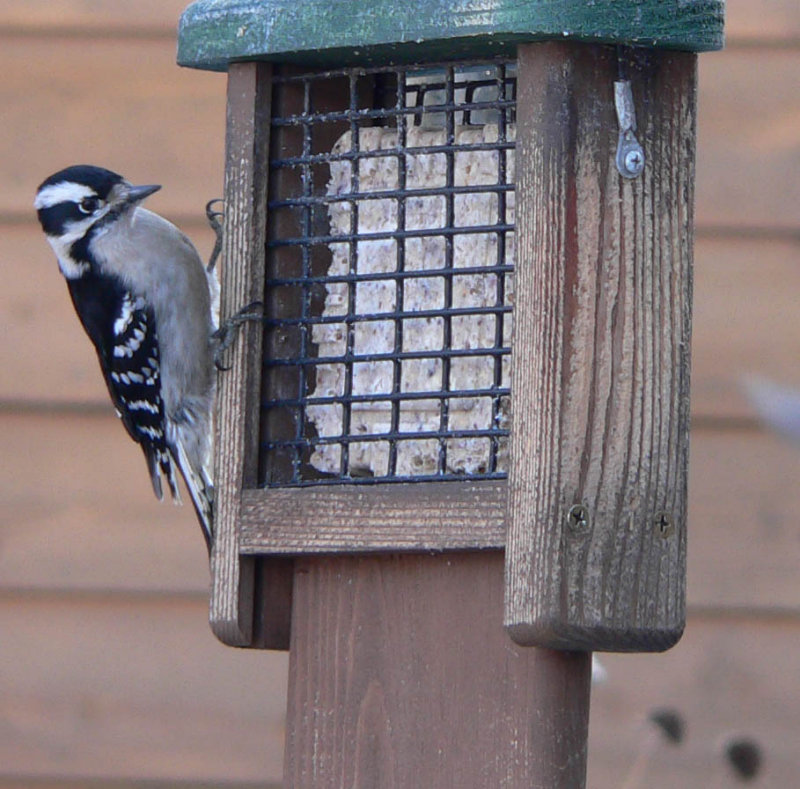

left=89, top=207, right=215, bottom=414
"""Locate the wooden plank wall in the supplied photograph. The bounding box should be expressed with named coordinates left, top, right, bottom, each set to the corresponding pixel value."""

left=0, top=1, right=797, bottom=785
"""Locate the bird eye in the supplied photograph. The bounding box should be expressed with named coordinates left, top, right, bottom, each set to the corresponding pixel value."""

left=78, top=196, right=101, bottom=214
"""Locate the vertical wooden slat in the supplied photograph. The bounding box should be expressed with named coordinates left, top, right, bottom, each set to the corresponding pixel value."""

left=284, top=552, right=591, bottom=788
left=212, top=60, right=284, bottom=646
left=505, top=43, right=696, bottom=651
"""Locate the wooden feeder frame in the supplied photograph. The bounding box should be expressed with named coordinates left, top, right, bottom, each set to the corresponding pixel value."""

left=215, top=58, right=516, bottom=647
left=178, top=1, right=723, bottom=784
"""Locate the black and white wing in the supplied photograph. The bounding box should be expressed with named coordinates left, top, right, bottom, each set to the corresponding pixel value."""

left=67, top=271, right=214, bottom=548
left=67, top=272, right=180, bottom=502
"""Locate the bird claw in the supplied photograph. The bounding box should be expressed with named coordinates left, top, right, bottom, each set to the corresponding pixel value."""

left=205, top=198, right=224, bottom=273
left=206, top=200, right=262, bottom=371
left=212, top=300, right=265, bottom=371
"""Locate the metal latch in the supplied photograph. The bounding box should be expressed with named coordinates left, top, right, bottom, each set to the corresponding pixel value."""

left=614, top=79, right=645, bottom=179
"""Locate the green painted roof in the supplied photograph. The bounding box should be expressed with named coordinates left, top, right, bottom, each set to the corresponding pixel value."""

left=177, top=0, right=725, bottom=71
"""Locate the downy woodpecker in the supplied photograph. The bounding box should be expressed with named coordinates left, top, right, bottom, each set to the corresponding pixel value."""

left=35, top=165, right=218, bottom=550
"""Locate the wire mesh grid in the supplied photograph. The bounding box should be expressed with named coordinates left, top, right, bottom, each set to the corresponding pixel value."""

left=260, top=60, right=516, bottom=487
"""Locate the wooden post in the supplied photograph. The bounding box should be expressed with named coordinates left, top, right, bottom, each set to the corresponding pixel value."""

left=506, top=43, right=696, bottom=651
left=284, top=552, right=591, bottom=787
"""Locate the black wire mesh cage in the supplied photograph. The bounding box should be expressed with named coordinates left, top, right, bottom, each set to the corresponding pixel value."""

left=261, top=60, right=517, bottom=487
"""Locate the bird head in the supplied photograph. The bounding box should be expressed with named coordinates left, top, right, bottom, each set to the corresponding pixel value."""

left=35, top=165, right=161, bottom=278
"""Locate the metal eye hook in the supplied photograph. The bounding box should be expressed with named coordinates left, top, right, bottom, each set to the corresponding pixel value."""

left=613, top=49, right=645, bottom=180
left=614, top=79, right=645, bottom=179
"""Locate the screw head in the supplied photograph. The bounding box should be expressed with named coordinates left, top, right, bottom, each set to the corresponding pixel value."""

left=655, top=511, right=674, bottom=538
left=567, top=504, right=590, bottom=534
left=624, top=147, right=645, bottom=176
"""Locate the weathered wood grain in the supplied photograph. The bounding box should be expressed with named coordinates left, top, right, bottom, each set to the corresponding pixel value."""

left=238, top=481, right=505, bottom=553
left=505, top=43, right=695, bottom=651
left=0, top=594, right=288, bottom=784
left=210, top=61, right=274, bottom=647
left=284, top=552, right=591, bottom=788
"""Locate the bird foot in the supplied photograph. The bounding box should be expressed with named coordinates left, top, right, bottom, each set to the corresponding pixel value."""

left=205, top=198, right=224, bottom=273
left=212, top=300, right=264, bottom=371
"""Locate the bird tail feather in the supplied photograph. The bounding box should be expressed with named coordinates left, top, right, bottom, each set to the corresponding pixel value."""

left=173, top=439, right=214, bottom=553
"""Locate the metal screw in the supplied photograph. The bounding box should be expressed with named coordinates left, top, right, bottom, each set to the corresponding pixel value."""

left=567, top=504, right=590, bottom=534
left=624, top=147, right=645, bottom=176
left=654, top=511, right=674, bottom=538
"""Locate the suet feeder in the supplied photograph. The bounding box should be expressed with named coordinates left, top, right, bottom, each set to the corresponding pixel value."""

left=178, top=1, right=723, bottom=784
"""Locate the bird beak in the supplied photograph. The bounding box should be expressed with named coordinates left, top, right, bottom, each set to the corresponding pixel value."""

left=123, top=183, right=161, bottom=205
